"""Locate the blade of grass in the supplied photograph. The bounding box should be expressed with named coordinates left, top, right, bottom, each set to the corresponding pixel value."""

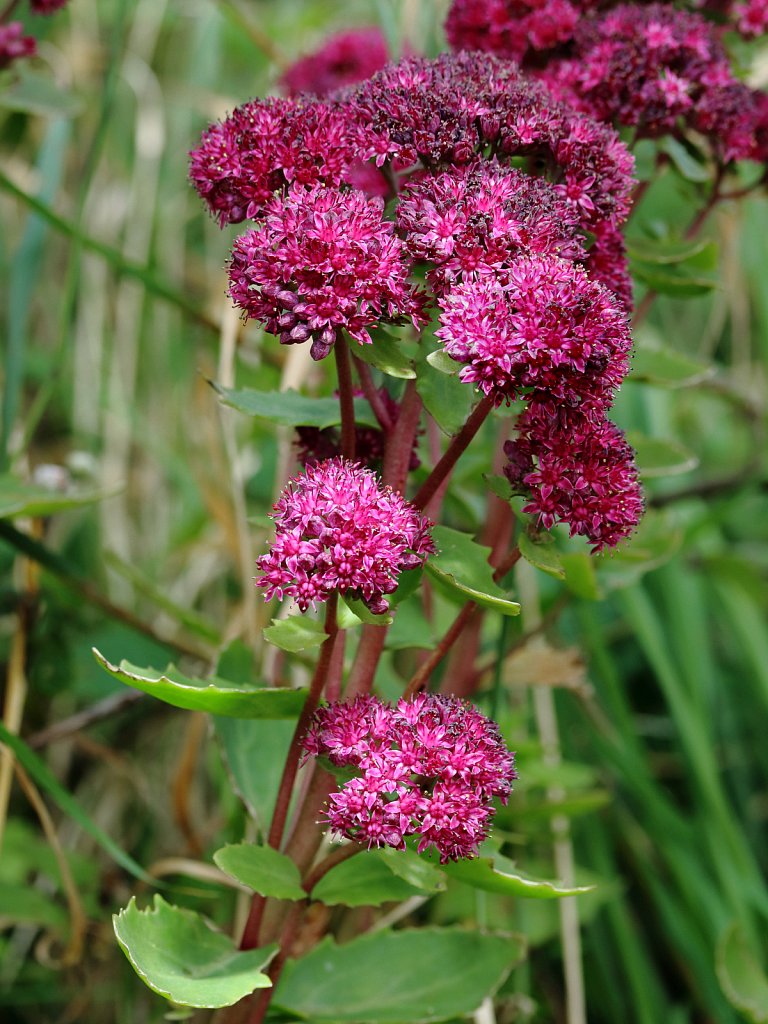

left=0, top=722, right=153, bottom=883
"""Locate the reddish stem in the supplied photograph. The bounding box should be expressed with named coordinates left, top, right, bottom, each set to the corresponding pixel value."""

left=334, top=334, right=356, bottom=461
left=404, top=601, right=478, bottom=697
left=345, top=624, right=389, bottom=699
left=352, top=354, right=393, bottom=430
left=382, top=379, right=422, bottom=492
left=246, top=845, right=365, bottom=1024
left=239, top=595, right=339, bottom=951
left=412, top=394, right=494, bottom=511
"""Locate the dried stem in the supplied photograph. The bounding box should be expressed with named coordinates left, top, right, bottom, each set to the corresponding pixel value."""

left=517, top=559, right=586, bottom=1024
left=412, top=393, right=494, bottom=511
left=334, top=334, right=357, bottom=461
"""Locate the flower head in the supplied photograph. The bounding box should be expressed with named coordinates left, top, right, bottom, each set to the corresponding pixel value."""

left=540, top=3, right=768, bottom=164
left=189, top=98, right=365, bottom=226
left=30, top=0, right=69, bottom=11
left=304, top=693, right=517, bottom=861
left=280, top=27, right=389, bottom=97
left=228, top=183, right=426, bottom=359
left=436, top=254, right=632, bottom=406
left=504, top=401, right=644, bottom=550
left=445, top=0, right=592, bottom=63
left=256, top=459, right=435, bottom=613
left=347, top=52, right=634, bottom=230
left=397, top=161, right=585, bottom=295
left=0, top=22, right=36, bottom=69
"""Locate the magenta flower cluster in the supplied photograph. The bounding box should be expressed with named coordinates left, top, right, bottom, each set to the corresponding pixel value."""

left=303, top=693, right=517, bottom=861
left=505, top=402, right=644, bottom=551
left=543, top=4, right=768, bottom=163
left=256, top=459, right=434, bottom=614
left=436, top=256, right=632, bottom=408
left=191, top=49, right=644, bottom=548
left=228, top=183, right=425, bottom=360
left=279, top=27, right=389, bottom=98
left=0, top=22, right=36, bottom=69
left=445, top=0, right=595, bottom=64
left=189, top=98, right=362, bottom=227
left=446, top=0, right=768, bottom=64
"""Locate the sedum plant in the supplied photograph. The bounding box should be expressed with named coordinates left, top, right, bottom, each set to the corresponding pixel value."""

left=93, top=3, right=768, bottom=1022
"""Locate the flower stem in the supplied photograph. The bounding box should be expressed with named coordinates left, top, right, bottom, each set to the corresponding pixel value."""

left=412, top=393, right=494, bottom=511
left=239, top=595, right=339, bottom=951
left=382, top=378, right=422, bottom=492
left=245, top=844, right=364, bottom=1024
left=334, top=334, right=357, bottom=461
left=352, top=354, right=393, bottom=430
left=404, top=601, right=478, bottom=697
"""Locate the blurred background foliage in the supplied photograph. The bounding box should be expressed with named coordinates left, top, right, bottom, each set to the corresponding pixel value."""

left=1, top=0, right=767, bottom=1022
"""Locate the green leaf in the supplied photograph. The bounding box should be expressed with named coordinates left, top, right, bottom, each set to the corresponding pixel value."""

left=378, top=847, right=446, bottom=892
left=0, top=722, right=152, bottom=882
left=0, top=475, right=109, bottom=519
left=274, top=928, right=525, bottom=1022
left=518, top=532, right=565, bottom=580
left=311, top=850, right=436, bottom=907
left=658, top=136, right=711, bottom=183
left=716, top=922, right=768, bottom=1023
left=341, top=596, right=393, bottom=626
left=263, top=616, right=327, bottom=653
left=631, top=342, right=715, bottom=388
left=425, top=526, right=520, bottom=616
left=214, top=717, right=295, bottom=832
left=627, top=433, right=698, bottom=478
left=631, top=263, right=716, bottom=297
left=0, top=69, right=82, bottom=118
left=560, top=553, right=602, bottom=601
left=426, top=349, right=459, bottom=375
left=0, top=881, right=68, bottom=931
left=385, top=597, right=434, bottom=650
left=355, top=334, right=416, bottom=379
left=416, top=359, right=474, bottom=436
left=441, top=854, right=595, bottom=900
left=484, top=473, right=515, bottom=503
left=113, top=896, right=277, bottom=1009
left=627, top=237, right=716, bottom=267
left=215, top=385, right=378, bottom=429
left=93, top=650, right=305, bottom=718
left=213, top=844, right=306, bottom=901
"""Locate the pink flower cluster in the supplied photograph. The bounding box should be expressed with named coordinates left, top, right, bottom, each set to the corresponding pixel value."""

left=542, top=4, right=768, bottom=162
left=445, top=0, right=768, bottom=62
left=304, top=693, right=517, bottom=861
left=347, top=52, right=634, bottom=231
left=256, top=459, right=434, bottom=614
left=30, top=0, right=70, bottom=12
left=436, top=256, right=632, bottom=408
left=397, top=161, right=585, bottom=295
left=445, top=0, right=596, bottom=63
left=0, top=22, right=36, bottom=69
left=280, top=27, right=389, bottom=98
left=189, top=98, right=363, bottom=226
left=228, top=183, right=425, bottom=360
left=504, top=402, right=644, bottom=550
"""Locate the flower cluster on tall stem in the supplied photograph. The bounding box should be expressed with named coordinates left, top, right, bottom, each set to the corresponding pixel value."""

left=304, top=694, right=517, bottom=861
left=256, top=458, right=435, bottom=615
